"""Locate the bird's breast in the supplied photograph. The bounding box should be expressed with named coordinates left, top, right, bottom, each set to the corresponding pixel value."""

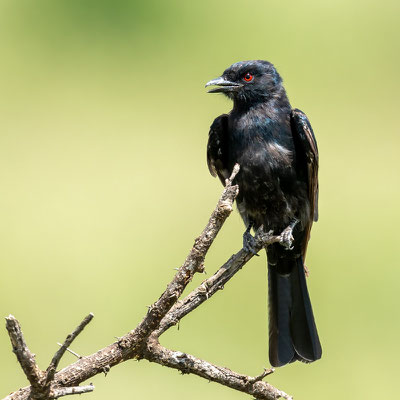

left=229, top=126, right=294, bottom=173
left=227, top=115, right=298, bottom=228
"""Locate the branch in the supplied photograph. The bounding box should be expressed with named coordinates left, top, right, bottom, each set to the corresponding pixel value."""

left=144, top=338, right=292, bottom=400
left=4, top=314, right=95, bottom=400
left=5, top=315, right=43, bottom=390
left=117, top=162, right=241, bottom=353
left=51, top=386, right=94, bottom=399
left=3, top=164, right=294, bottom=400
left=154, top=227, right=281, bottom=337
left=46, top=313, right=94, bottom=384
left=141, top=228, right=291, bottom=400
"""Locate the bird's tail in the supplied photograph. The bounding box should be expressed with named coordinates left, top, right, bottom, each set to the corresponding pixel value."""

left=267, top=255, right=322, bottom=367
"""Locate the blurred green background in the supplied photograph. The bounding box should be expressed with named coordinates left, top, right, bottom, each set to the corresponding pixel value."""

left=0, top=0, right=399, bottom=399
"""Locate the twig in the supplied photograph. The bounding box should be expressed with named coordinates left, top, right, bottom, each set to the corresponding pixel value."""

left=51, top=385, right=94, bottom=399
left=56, top=343, right=81, bottom=359
left=46, top=313, right=94, bottom=384
left=247, top=368, right=275, bottom=384
left=4, top=314, right=95, bottom=400
left=5, top=315, right=43, bottom=390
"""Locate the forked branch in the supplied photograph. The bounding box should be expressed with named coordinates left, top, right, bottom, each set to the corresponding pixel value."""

left=5, top=314, right=95, bottom=400
left=3, top=164, right=293, bottom=400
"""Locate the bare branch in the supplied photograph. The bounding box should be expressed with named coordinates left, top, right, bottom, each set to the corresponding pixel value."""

left=144, top=337, right=292, bottom=400
left=247, top=368, right=275, bottom=384
left=155, top=228, right=281, bottom=336
left=4, top=314, right=95, bottom=400
left=5, top=315, right=43, bottom=389
left=3, top=164, right=296, bottom=400
left=3, top=389, right=32, bottom=400
left=139, top=228, right=291, bottom=400
left=117, top=163, right=240, bottom=353
left=46, top=313, right=94, bottom=384
left=50, top=385, right=94, bottom=399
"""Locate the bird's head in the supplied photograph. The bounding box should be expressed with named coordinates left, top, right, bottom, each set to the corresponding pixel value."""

left=205, top=60, right=283, bottom=106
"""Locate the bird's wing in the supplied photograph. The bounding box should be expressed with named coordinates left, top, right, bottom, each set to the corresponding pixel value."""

left=290, top=109, right=319, bottom=257
left=207, top=114, right=230, bottom=184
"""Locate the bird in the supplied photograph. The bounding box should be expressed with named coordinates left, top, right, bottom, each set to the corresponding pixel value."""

left=205, top=60, right=322, bottom=367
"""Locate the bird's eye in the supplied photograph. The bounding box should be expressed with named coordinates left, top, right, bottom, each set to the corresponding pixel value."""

left=243, top=73, right=254, bottom=82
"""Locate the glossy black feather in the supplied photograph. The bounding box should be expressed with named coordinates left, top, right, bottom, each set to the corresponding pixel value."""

left=207, top=114, right=229, bottom=184
left=206, top=60, right=322, bottom=367
left=290, top=108, right=319, bottom=223
left=268, top=257, right=322, bottom=366
left=290, top=258, right=322, bottom=362
left=268, top=261, right=295, bottom=366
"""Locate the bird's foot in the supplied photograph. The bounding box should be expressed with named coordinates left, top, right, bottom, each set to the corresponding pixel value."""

left=243, top=221, right=259, bottom=256
left=243, top=231, right=259, bottom=255
left=279, top=219, right=299, bottom=250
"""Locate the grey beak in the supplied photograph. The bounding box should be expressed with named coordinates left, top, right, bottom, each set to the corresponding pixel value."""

left=205, top=76, right=242, bottom=93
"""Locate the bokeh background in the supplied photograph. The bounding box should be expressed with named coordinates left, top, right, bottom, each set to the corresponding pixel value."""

left=1, top=1, right=399, bottom=399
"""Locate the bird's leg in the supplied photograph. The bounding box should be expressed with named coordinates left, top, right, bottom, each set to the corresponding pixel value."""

left=243, top=220, right=259, bottom=256
left=279, top=218, right=299, bottom=250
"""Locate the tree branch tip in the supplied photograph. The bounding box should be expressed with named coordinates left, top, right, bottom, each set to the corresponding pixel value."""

left=47, top=313, right=95, bottom=379
left=230, top=163, right=240, bottom=179
left=247, top=367, right=274, bottom=384
left=80, top=313, right=94, bottom=323
left=51, top=384, right=95, bottom=398
left=258, top=367, right=274, bottom=379
left=87, top=312, right=94, bottom=320
left=5, top=315, right=20, bottom=328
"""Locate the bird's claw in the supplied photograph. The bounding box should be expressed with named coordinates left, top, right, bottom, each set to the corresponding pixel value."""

left=279, top=226, right=295, bottom=250
left=243, top=231, right=259, bottom=256
left=279, top=219, right=299, bottom=250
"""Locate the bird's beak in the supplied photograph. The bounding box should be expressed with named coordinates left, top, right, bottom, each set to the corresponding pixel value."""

left=205, top=76, right=242, bottom=93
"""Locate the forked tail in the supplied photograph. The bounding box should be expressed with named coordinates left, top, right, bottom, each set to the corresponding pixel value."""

left=268, top=256, right=322, bottom=367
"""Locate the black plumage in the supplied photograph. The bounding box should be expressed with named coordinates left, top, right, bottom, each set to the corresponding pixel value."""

left=205, top=60, right=322, bottom=367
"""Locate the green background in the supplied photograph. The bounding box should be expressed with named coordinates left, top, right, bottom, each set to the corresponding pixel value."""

left=1, top=1, right=399, bottom=399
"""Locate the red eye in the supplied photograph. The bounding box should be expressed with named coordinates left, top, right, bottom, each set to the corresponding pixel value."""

left=244, top=73, right=254, bottom=82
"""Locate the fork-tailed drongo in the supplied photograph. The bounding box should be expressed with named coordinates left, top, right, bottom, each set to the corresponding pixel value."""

left=205, top=60, right=322, bottom=367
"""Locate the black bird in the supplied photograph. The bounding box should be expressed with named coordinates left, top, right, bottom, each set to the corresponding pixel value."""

left=205, top=60, right=322, bottom=367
